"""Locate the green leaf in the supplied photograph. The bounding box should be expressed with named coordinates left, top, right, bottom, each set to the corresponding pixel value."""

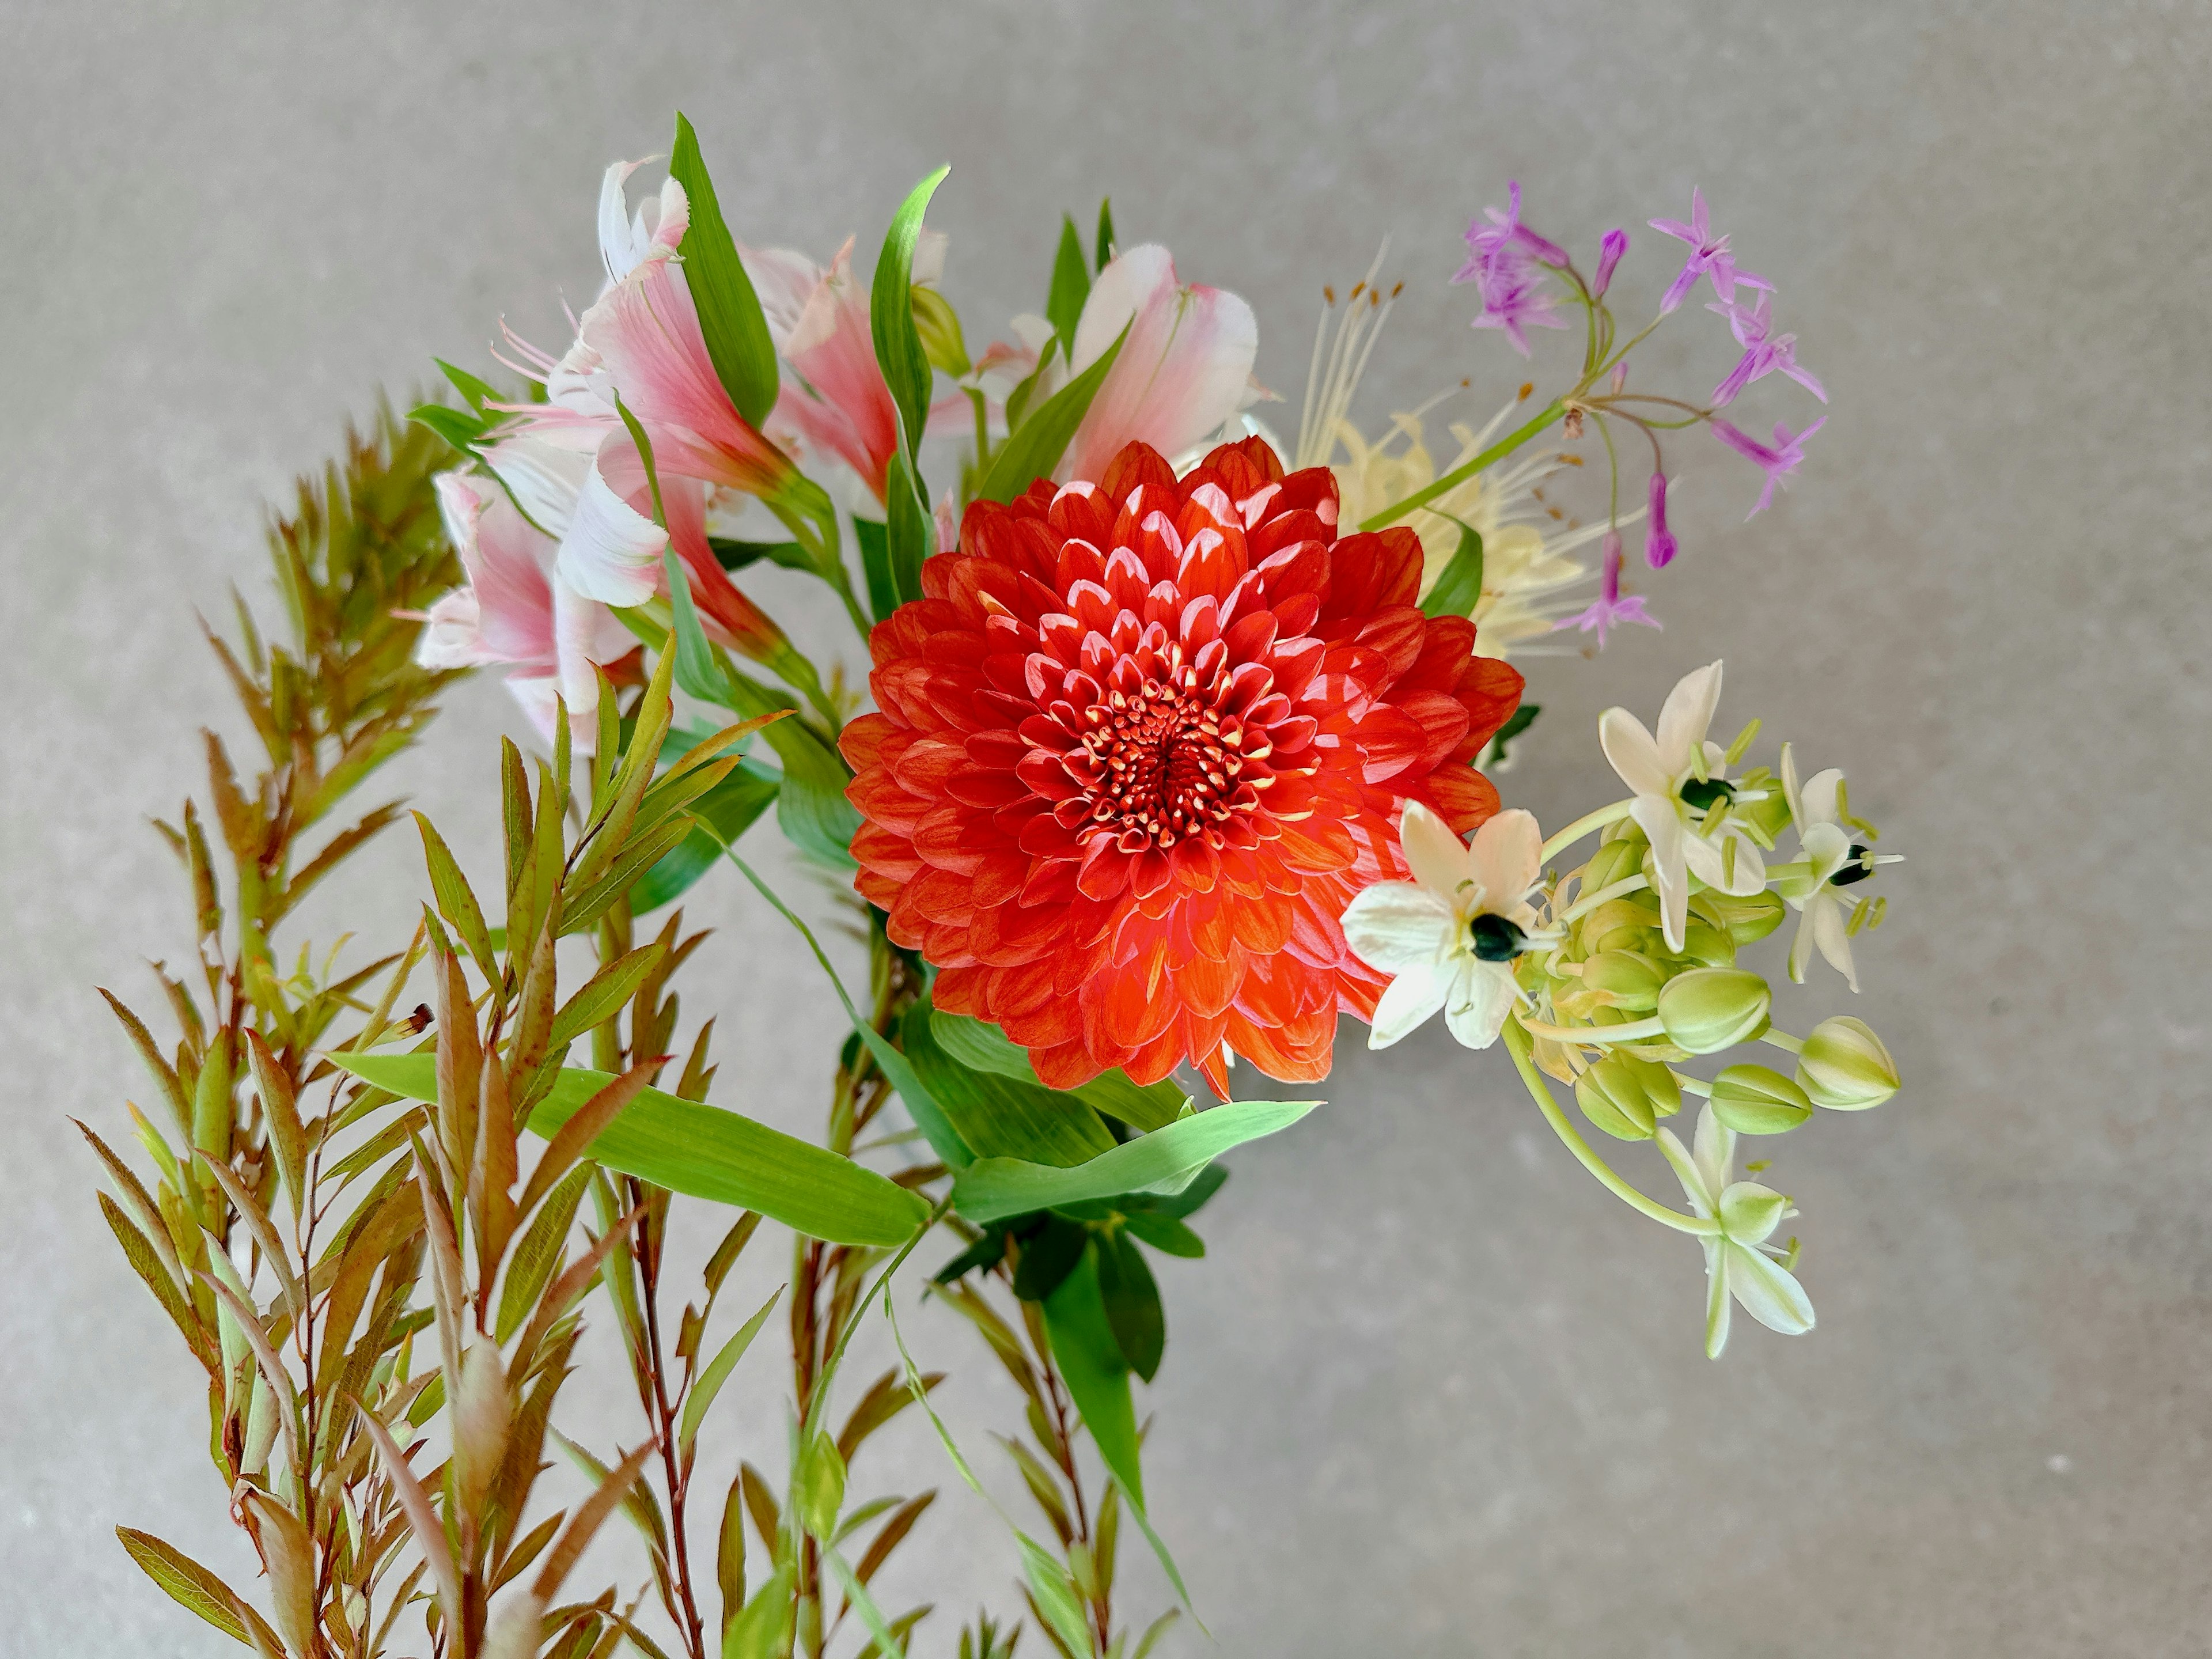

left=628, top=760, right=779, bottom=914
left=1419, top=520, right=1485, bottom=619
left=884, top=446, right=933, bottom=612
left=669, top=113, right=779, bottom=429
left=1009, top=1216, right=1088, bottom=1304
left=796, top=1430, right=848, bottom=1540
left=1046, top=214, right=1090, bottom=369
left=1094, top=197, right=1117, bottom=273
left=435, top=358, right=500, bottom=414
left=407, top=403, right=487, bottom=454
left=725, top=1562, right=794, bottom=1659
left=1042, top=1247, right=1140, bottom=1499
left=852, top=516, right=897, bottom=625
left=548, top=941, right=666, bottom=1056
left=117, top=1527, right=279, bottom=1649
left=976, top=320, right=1131, bottom=505
left=1120, top=1210, right=1205, bottom=1258
left=1129, top=1161, right=1228, bottom=1220
left=679, top=1286, right=782, bottom=1455
left=1096, top=1229, right=1165, bottom=1381
left=871, top=166, right=950, bottom=458
left=903, top=997, right=1115, bottom=1167
left=709, top=536, right=812, bottom=574
left=950, top=1099, right=1318, bottom=1223
left=931, top=1010, right=1185, bottom=1132
left=330, top=1053, right=929, bottom=1247
left=1483, top=702, right=1540, bottom=767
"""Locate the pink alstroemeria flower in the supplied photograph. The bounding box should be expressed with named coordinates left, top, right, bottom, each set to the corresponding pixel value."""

left=1710, top=415, right=1826, bottom=518
left=1650, top=188, right=1772, bottom=315
left=415, top=473, right=635, bottom=749
left=1058, top=244, right=1260, bottom=482
left=1555, top=530, right=1661, bottom=647
left=1707, top=290, right=1827, bottom=407
left=745, top=236, right=902, bottom=502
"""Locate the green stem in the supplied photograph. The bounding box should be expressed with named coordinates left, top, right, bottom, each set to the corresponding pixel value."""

left=1359, top=400, right=1567, bottom=530
left=1503, top=1021, right=1717, bottom=1236
left=1760, top=1029, right=1805, bottom=1056
left=1561, top=873, right=1649, bottom=925
left=1518, top=1013, right=1665, bottom=1046
left=1540, top=800, right=1635, bottom=862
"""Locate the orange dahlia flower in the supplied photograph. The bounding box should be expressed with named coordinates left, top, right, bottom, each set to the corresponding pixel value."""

left=841, top=438, right=1524, bottom=1094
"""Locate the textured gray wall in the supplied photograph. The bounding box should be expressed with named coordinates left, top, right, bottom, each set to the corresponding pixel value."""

left=5, top=2, right=2209, bottom=1654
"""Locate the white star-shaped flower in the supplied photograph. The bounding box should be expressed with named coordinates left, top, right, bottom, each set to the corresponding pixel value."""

left=1772, top=744, right=1902, bottom=993
left=1343, top=802, right=1549, bottom=1051
left=1598, top=661, right=1768, bottom=953
left=1656, top=1103, right=1816, bottom=1358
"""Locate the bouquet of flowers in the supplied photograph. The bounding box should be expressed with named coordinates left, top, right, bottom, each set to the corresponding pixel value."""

left=88, top=113, right=1897, bottom=1658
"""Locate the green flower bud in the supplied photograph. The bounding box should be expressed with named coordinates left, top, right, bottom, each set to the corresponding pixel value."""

left=1717, top=1181, right=1789, bottom=1243
left=1575, top=1060, right=1654, bottom=1141
left=1677, top=918, right=1739, bottom=968
left=1709, top=1063, right=1814, bottom=1134
left=1580, top=834, right=1645, bottom=895
left=1694, top=888, right=1787, bottom=946
left=1795, top=1016, right=1899, bottom=1109
left=1656, top=968, right=1771, bottom=1054
left=911, top=284, right=971, bottom=377
left=1581, top=950, right=1667, bottom=1012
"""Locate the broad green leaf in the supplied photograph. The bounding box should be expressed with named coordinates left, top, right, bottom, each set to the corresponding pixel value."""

left=1096, top=1230, right=1164, bottom=1381
left=1009, top=1215, right=1087, bottom=1304
left=628, top=760, right=779, bottom=914
left=1120, top=1210, right=1205, bottom=1258
left=407, top=403, right=488, bottom=454
left=1045, top=214, right=1090, bottom=368
left=725, top=1562, right=795, bottom=1659
left=950, top=1099, right=1319, bottom=1223
left=1042, top=1247, right=1140, bottom=1501
left=679, top=1286, right=782, bottom=1455
left=976, top=321, right=1130, bottom=505
left=1419, top=520, right=1485, bottom=620
left=884, top=445, right=933, bottom=610
left=436, top=357, right=499, bottom=414
left=904, top=997, right=1114, bottom=1167
left=931, top=1010, right=1185, bottom=1132
left=1138, top=1161, right=1228, bottom=1220
left=709, top=536, right=812, bottom=574
left=669, top=113, right=779, bottom=428
left=871, top=166, right=950, bottom=455
left=330, top=1053, right=929, bottom=1247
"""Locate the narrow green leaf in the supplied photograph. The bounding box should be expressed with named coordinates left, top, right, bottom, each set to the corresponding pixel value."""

left=1483, top=702, right=1541, bottom=767
left=669, top=113, right=779, bottom=428
left=903, top=997, right=1114, bottom=1167
left=331, top=1052, right=930, bottom=1247
left=976, top=321, right=1130, bottom=505
left=951, top=1099, right=1319, bottom=1223
left=884, top=446, right=933, bottom=611
left=407, top=404, right=488, bottom=453
left=1137, top=1161, right=1228, bottom=1219
left=414, top=813, right=499, bottom=982
left=436, top=358, right=500, bottom=414
left=709, top=537, right=812, bottom=574
left=1096, top=1230, right=1165, bottom=1381
left=871, top=166, right=950, bottom=454
left=1419, top=520, right=1485, bottom=620
left=725, top=1562, right=795, bottom=1659
left=628, top=761, right=779, bottom=914
left=1041, top=1247, right=1138, bottom=1500
left=679, top=1286, right=782, bottom=1455
left=1045, top=214, right=1090, bottom=368
left=852, top=516, right=897, bottom=626
left=116, top=1527, right=278, bottom=1648
left=1120, top=1210, right=1204, bottom=1258
left=796, top=1430, right=848, bottom=1540
left=1094, top=197, right=1117, bottom=273
left=497, top=1164, right=592, bottom=1344
left=548, top=942, right=666, bottom=1057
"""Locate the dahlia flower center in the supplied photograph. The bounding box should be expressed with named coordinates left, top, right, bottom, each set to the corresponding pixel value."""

left=1076, top=661, right=1253, bottom=851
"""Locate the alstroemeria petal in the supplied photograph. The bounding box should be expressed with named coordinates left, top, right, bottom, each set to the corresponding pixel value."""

left=1654, top=661, right=1724, bottom=775
left=556, top=452, right=667, bottom=607
left=1342, top=881, right=1457, bottom=974
left=1599, top=707, right=1672, bottom=798
left=1441, top=961, right=1518, bottom=1051
left=1725, top=1243, right=1815, bottom=1336
left=1398, top=799, right=1473, bottom=901
left=1367, top=962, right=1449, bottom=1050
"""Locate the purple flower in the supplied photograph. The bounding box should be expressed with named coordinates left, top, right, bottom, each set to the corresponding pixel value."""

left=1649, top=188, right=1771, bottom=314
left=1708, top=291, right=1826, bottom=407
left=1468, top=264, right=1568, bottom=357
left=1555, top=531, right=1661, bottom=647
left=1710, top=415, right=1825, bottom=517
left=1453, top=182, right=1569, bottom=286
left=1645, top=471, right=1679, bottom=568
left=1592, top=229, right=1628, bottom=299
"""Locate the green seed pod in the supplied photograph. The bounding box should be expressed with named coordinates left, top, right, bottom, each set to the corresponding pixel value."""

left=1796, top=1016, right=1899, bottom=1109
left=1694, top=888, right=1787, bottom=946
left=1581, top=950, right=1667, bottom=1012
left=1657, top=967, right=1771, bottom=1054
left=1575, top=1058, right=1655, bottom=1140
left=1709, top=1063, right=1814, bottom=1133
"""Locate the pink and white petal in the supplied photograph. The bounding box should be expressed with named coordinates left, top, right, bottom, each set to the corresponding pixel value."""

left=740, top=243, right=825, bottom=351
left=1342, top=881, right=1457, bottom=974
left=1397, top=798, right=1473, bottom=900
left=1467, top=808, right=1543, bottom=910
left=1631, top=795, right=1691, bottom=951
left=468, top=493, right=560, bottom=662
left=1441, top=960, right=1518, bottom=1050
left=1599, top=707, right=1672, bottom=798
left=484, top=430, right=594, bottom=538
left=556, top=446, right=668, bottom=607
left=1366, top=963, right=1449, bottom=1049
left=504, top=671, right=565, bottom=745
left=1655, top=660, right=1725, bottom=774
left=433, top=471, right=494, bottom=573
left=597, top=160, right=650, bottom=286
left=414, top=589, right=494, bottom=670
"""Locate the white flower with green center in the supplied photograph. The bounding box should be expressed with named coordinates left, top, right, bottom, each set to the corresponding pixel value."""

left=1343, top=802, right=1549, bottom=1050
left=1772, top=744, right=1901, bottom=992
left=1597, top=660, right=1768, bottom=953
left=1656, top=1104, right=1815, bottom=1358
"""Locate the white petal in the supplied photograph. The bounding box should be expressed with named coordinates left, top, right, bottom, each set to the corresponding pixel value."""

left=1787, top=903, right=1820, bottom=984
left=1341, top=882, right=1457, bottom=974
left=1800, top=821, right=1851, bottom=882
left=597, top=159, right=649, bottom=286
left=1367, top=964, right=1449, bottom=1049
left=1718, top=1180, right=1787, bottom=1246
left=1800, top=767, right=1846, bottom=831
left=1599, top=707, right=1672, bottom=797
left=1397, top=798, right=1472, bottom=900
left=1655, top=660, right=1725, bottom=775
left=1441, top=961, right=1519, bottom=1050
left=1705, top=1243, right=1734, bottom=1358
left=1812, top=894, right=1861, bottom=992
left=556, top=452, right=668, bottom=607
left=1465, top=808, right=1543, bottom=910
left=1631, top=795, right=1690, bottom=952
left=1725, top=1244, right=1816, bottom=1336
left=1692, top=1101, right=1736, bottom=1202
left=1654, top=1126, right=1713, bottom=1214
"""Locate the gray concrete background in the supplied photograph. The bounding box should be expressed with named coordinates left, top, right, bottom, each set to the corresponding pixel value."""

left=5, top=2, right=2209, bottom=1653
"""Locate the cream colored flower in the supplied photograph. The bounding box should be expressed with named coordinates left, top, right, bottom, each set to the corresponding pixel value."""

left=1656, top=1103, right=1815, bottom=1358
left=1773, top=744, right=1901, bottom=992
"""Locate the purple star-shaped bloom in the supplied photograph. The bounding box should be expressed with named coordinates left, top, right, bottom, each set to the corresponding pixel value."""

left=1453, top=184, right=1570, bottom=357
left=1708, top=292, right=1827, bottom=407
left=1555, top=532, right=1661, bottom=646
left=1453, top=181, right=1569, bottom=286
left=1649, top=188, right=1772, bottom=314
left=1469, top=264, right=1568, bottom=357
left=1710, top=415, right=1826, bottom=518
